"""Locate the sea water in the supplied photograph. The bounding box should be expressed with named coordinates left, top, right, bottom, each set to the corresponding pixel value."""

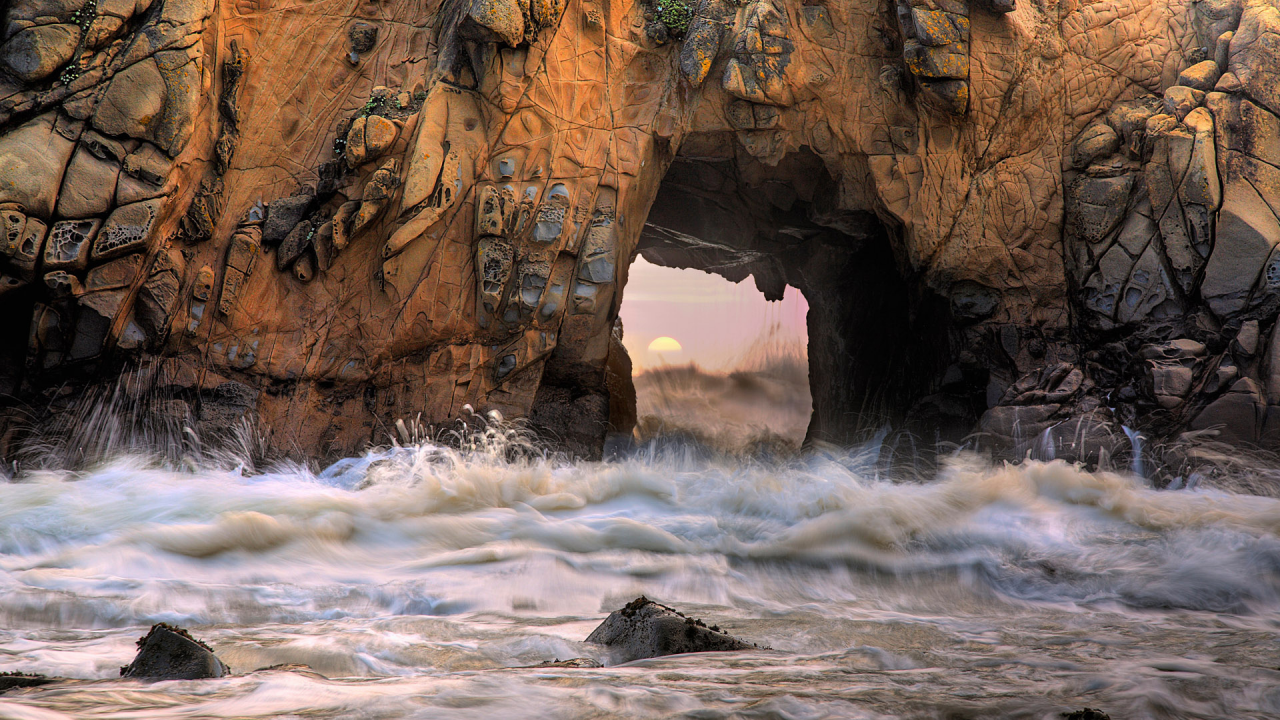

left=2, top=435, right=1280, bottom=719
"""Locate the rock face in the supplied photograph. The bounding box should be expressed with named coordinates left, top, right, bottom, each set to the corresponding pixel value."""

left=119, top=623, right=230, bottom=680
left=0, top=0, right=1276, bottom=465
left=585, top=596, right=756, bottom=663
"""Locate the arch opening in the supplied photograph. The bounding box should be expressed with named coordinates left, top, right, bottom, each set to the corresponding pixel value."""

left=621, top=139, right=986, bottom=453
left=619, top=255, right=812, bottom=451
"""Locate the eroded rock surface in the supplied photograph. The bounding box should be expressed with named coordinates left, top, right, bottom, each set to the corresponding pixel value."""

left=585, top=596, right=756, bottom=663
left=0, top=0, right=1275, bottom=467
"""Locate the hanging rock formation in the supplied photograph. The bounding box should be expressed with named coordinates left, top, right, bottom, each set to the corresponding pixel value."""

left=0, top=0, right=1277, bottom=464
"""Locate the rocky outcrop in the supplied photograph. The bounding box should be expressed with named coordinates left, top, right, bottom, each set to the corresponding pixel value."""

left=119, top=623, right=230, bottom=680
left=0, top=672, right=57, bottom=693
left=0, top=0, right=1276, bottom=466
left=585, top=596, right=756, bottom=663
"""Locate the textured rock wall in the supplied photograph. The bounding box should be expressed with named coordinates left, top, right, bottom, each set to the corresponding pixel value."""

left=0, top=0, right=1276, bottom=463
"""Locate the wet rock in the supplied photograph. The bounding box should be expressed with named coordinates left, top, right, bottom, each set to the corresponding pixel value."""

left=198, top=380, right=259, bottom=427
left=585, top=596, right=756, bottom=664
left=0, top=672, right=58, bottom=694
left=120, top=623, right=230, bottom=680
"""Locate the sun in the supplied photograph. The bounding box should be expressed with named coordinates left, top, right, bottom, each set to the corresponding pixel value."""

left=647, top=336, right=683, bottom=353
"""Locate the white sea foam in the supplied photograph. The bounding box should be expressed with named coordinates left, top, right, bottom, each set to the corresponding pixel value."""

left=2, top=442, right=1280, bottom=718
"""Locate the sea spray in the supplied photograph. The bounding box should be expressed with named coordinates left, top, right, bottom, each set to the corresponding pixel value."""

left=2, top=439, right=1280, bottom=718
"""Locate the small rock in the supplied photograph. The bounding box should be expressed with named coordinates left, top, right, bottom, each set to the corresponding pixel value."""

left=585, top=596, right=757, bottom=664
left=1062, top=710, right=1110, bottom=720
left=0, top=671, right=57, bottom=694
left=119, top=623, right=230, bottom=680
left=1176, top=60, right=1221, bottom=91
left=348, top=22, right=378, bottom=54
left=263, top=194, right=314, bottom=245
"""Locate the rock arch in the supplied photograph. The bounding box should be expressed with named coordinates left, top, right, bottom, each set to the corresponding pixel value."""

left=0, top=0, right=1275, bottom=466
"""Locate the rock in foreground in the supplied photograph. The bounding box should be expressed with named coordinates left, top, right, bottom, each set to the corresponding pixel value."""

left=0, top=672, right=57, bottom=694
left=1062, top=711, right=1110, bottom=720
left=585, top=597, right=757, bottom=664
left=119, top=623, right=230, bottom=680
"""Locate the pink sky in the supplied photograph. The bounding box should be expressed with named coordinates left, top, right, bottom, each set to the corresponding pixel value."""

left=619, top=256, right=809, bottom=371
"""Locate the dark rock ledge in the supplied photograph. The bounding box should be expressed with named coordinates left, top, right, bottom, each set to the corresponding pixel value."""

left=0, top=671, right=57, bottom=694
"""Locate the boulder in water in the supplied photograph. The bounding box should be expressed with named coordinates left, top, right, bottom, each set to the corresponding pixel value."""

left=119, top=623, right=230, bottom=680
left=585, top=596, right=757, bottom=664
left=1062, top=710, right=1110, bottom=720
left=0, top=672, right=57, bottom=694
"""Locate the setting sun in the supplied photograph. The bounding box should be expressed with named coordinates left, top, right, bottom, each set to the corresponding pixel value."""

left=647, top=336, right=683, bottom=353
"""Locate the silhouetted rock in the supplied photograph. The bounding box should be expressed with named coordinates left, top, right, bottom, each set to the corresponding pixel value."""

left=0, top=672, right=57, bottom=694
left=119, top=623, right=229, bottom=680
left=585, top=596, right=756, bottom=664
left=1062, top=710, right=1110, bottom=720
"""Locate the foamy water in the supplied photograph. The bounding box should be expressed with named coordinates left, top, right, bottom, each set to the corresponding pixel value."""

left=2, top=440, right=1280, bottom=719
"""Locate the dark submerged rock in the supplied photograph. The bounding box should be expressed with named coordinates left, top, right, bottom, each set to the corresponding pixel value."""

left=0, top=671, right=57, bottom=693
left=1062, top=710, right=1110, bottom=720
left=585, top=596, right=757, bottom=664
left=119, top=623, right=230, bottom=680
left=534, top=657, right=602, bottom=668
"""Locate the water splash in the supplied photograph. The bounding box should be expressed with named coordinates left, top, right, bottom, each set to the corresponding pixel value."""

left=3, top=430, right=1280, bottom=717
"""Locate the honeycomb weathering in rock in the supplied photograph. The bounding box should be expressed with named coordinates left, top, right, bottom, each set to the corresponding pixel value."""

left=0, top=0, right=1277, bottom=461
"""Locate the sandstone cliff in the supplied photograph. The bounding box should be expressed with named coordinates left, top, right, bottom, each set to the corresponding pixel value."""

left=0, top=0, right=1277, bottom=467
